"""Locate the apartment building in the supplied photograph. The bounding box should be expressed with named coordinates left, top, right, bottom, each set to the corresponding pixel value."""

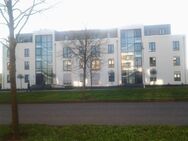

left=2, top=24, right=187, bottom=89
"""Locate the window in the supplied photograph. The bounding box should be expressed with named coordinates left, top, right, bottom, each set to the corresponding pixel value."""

left=36, top=48, right=42, bottom=56
left=127, top=44, right=134, bottom=52
left=149, top=42, right=156, bottom=52
left=125, top=62, right=131, bottom=68
left=24, top=48, right=29, bottom=57
left=134, top=29, right=141, bottom=38
left=25, top=75, right=29, bottom=83
left=122, top=62, right=131, bottom=68
left=173, top=41, right=180, bottom=51
left=108, top=44, right=114, bottom=54
left=134, top=43, right=142, bottom=51
left=63, top=47, right=72, bottom=58
left=135, top=57, right=142, bottom=67
left=7, top=75, right=10, bottom=83
left=63, top=73, right=72, bottom=85
left=92, top=73, right=100, bottom=85
left=24, top=61, right=30, bottom=70
left=63, top=60, right=71, bottom=71
left=17, top=34, right=33, bottom=43
left=35, top=35, right=53, bottom=85
left=135, top=52, right=141, bottom=57
left=150, top=68, right=157, bottom=82
left=36, top=61, right=42, bottom=69
left=92, top=59, right=100, bottom=70
left=150, top=76, right=157, bottom=82
left=108, top=59, right=114, bottom=68
left=150, top=57, right=156, bottom=66
left=173, top=57, right=180, bottom=66
left=124, top=55, right=134, bottom=60
left=91, top=46, right=100, bottom=57
left=109, top=71, right=115, bottom=82
left=159, top=29, right=167, bottom=35
left=150, top=69, right=157, bottom=75
left=174, top=71, right=181, bottom=81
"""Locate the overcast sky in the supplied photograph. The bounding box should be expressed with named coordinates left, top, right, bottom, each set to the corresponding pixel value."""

left=0, top=0, right=188, bottom=73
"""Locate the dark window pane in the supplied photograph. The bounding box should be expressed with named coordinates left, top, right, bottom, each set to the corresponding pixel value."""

left=24, top=48, right=29, bottom=57
left=109, top=71, right=115, bottom=82
left=173, top=57, right=180, bottom=66
left=25, top=75, right=29, bottom=83
left=174, top=72, right=181, bottom=81
left=150, top=57, right=156, bottom=66
left=173, top=41, right=180, bottom=51
left=108, top=44, right=114, bottom=54
left=149, top=42, right=156, bottom=52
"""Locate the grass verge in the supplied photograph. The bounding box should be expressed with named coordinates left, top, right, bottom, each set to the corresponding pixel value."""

left=1, top=125, right=188, bottom=141
left=1, top=87, right=188, bottom=103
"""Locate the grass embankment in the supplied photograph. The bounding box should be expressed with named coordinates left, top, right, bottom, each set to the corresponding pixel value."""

left=0, top=87, right=188, bottom=103
left=1, top=125, right=188, bottom=141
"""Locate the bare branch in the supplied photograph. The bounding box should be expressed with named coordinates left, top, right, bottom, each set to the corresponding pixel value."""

left=0, top=8, right=9, bottom=25
left=0, top=3, right=6, bottom=7
left=3, top=0, right=7, bottom=4
left=16, top=0, right=37, bottom=36
left=14, top=0, right=56, bottom=35
left=0, top=37, right=9, bottom=42
left=13, top=8, right=22, bottom=14
left=0, top=22, right=8, bottom=25
left=14, top=0, right=45, bottom=22
left=29, top=0, right=60, bottom=16
left=0, top=40, right=9, bottom=48
left=28, top=5, right=52, bottom=15
left=12, top=0, right=20, bottom=8
left=0, top=37, right=9, bottom=48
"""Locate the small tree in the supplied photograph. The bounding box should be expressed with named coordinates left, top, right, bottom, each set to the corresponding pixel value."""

left=17, top=74, right=24, bottom=89
left=0, top=0, right=54, bottom=139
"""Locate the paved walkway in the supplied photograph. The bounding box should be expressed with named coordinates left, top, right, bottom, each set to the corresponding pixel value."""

left=1, top=102, right=188, bottom=125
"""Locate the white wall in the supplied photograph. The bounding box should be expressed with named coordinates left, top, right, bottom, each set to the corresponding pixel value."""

left=16, top=43, right=35, bottom=88
left=143, top=35, right=186, bottom=85
left=2, top=42, right=35, bottom=89
left=2, top=47, right=10, bottom=89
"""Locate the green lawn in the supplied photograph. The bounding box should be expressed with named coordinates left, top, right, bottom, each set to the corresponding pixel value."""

left=0, top=87, right=188, bottom=103
left=1, top=125, right=188, bottom=141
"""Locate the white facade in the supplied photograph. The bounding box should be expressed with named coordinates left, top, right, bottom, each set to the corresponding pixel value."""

left=54, top=38, right=121, bottom=87
left=143, top=35, right=186, bottom=85
left=2, top=25, right=187, bottom=89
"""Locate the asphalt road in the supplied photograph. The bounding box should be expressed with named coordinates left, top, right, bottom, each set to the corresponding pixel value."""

left=1, top=102, right=188, bottom=125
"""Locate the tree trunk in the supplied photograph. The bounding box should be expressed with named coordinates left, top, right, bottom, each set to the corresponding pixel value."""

left=9, top=40, right=19, bottom=139
left=83, top=48, right=87, bottom=89
left=90, top=71, right=92, bottom=87
left=83, top=65, right=86, bottom=89
left=7, top=0, right=19, bottom=139
left=90, top=61, right=93, bottom=87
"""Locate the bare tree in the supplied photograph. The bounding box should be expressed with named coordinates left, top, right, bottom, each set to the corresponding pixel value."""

left=0, top=0, right=53, bottom=139
left=63, top=29, right=106, bottom=89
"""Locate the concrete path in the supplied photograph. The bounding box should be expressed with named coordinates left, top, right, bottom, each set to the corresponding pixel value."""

left=1, top=102, right=188, bottom=125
